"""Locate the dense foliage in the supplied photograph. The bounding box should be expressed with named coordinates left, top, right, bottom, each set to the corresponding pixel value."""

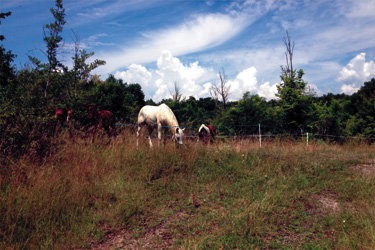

left=1, top=2, right=375, bottom=159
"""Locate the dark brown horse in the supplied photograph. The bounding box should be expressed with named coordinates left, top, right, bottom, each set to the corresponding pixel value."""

left=88, top=106, right=116, bottom=136
left=50, top=106, right=72, bottom=123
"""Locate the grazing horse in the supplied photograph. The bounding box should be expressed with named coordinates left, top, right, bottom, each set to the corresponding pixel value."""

left=50, top=106, right=72, bottom=123
left=198, top=124, right=217, bottom=143
left=137, top=103, right=184, bottom=147
left=88, top=106, right=116, bottom=136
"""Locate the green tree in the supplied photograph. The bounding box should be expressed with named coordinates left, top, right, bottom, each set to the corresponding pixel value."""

left=276, top=31, right=314, bottom=133
left=87, top=75, right=145, bottom=122
left=0, top=11, right=16, bottom=90
left=347, top=78, right=375, bottom=138
left=44, top=0, right=66, bottom=72
left=42, top=0, right=66, bottom=97
left=218, top=92, right=267, bottom=135
left=0, top=10, right=18, bottom=139
left=71, top=31, right=106, bottom=97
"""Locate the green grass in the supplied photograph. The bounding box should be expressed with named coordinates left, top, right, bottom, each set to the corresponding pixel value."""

left=1, top=130, right=375, bottom=249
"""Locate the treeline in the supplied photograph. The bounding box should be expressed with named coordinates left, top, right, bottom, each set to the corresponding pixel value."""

left=1, top=2, right=375, bottom=159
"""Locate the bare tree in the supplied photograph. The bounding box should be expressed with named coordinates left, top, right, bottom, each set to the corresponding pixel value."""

left=170, top=80, right=184, bottom=102
left=210, top=69, right=230, bottom=109
left=282, top=30, right=295, bottom=78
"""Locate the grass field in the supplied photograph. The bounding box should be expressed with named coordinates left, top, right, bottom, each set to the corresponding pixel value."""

left=1, top=129, right=375, bottom=249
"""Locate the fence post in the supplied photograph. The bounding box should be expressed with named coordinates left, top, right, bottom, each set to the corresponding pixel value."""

left=259, top=124, right=261, bottom=148
left=307, top=132, right=309, bottom=147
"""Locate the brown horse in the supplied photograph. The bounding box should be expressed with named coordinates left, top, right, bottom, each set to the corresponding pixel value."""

left=50, top=106, right=72, bottom=123
left=88, top=106, right=116, bottom=136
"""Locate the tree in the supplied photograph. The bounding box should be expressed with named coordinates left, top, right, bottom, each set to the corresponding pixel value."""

left=210, top=68, right=230, bottom=109
left=170, top=80, right=184, bottom=103
left=42, top=0, right=66, bottom=97
left=282, top=30, right=294, bottom=79
left=0, top=10, right=17, bottom=125
left=218, top=92, right=267, bottom=135
left=0, top=11, right=16, bottom=89
left=0, top=11, right=12, bottom=41
left=347, top=78, right=375, bottom=138
left=71, top=33, right=106, bottom=97
left=276, top=31, right=314, bottom=133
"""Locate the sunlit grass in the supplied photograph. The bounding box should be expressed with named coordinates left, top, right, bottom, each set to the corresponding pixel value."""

left=1, top=129, right=374, bottom=249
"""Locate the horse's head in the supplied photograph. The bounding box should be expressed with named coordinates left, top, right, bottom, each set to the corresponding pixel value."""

left=88, top=106, right=98, bottom=120
left=174, top=127, right=185, bottom=145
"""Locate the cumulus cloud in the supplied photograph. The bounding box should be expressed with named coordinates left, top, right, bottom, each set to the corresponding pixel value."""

left=258, top=82, right=279, bottom=100
left=340, top=84, right=359, bottom=95
left=115, top=64, right=152, bottom=88
left=337, top=53, right=375, bottom=94
left=227, top=67, right=258, bottom=100
left=227, top=67, right=279, bottom=100
left=114, top=51, right=279, bottom=102
left=115, top=50, right=215, bottom=101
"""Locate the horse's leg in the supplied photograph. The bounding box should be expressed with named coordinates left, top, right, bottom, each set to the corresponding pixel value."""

left=148, top=126, right=154, bottom=148
left=163, top=128, right=168, bottom=145
left=157, top=123, right=162, bottom=147
left=136, top=125, right=142, bottom=147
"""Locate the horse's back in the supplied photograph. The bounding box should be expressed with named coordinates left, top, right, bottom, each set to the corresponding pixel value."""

left=138, top=105, right=159, bottom=125
left=138, top=104, right=177, bottom=126
left=207, top=125, right=216, bottom=135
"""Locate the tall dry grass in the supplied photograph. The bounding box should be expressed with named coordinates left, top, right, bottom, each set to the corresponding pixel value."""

left=1, top=128, right=375, bottom=249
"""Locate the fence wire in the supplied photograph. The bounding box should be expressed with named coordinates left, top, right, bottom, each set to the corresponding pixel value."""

left=116, top=123, right=375, bottom=141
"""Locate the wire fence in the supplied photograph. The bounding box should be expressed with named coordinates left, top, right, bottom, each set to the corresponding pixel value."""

left=116, top=123, right=375, bottom=146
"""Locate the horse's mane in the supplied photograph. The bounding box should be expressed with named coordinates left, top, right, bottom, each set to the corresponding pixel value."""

left=159, top=104, right=179, bottom=128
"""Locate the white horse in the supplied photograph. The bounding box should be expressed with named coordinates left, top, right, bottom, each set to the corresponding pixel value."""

left=137, top=104, right=184, bottom=147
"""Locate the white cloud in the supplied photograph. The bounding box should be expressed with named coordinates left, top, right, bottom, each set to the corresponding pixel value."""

left=114, top=51, right=279, bottom=102
left=84, top=33, right=115, bottom=47
left=340, top=84, right=360, bottom=95
left=196, top=46, right=285, bottom=85
left=100, top=12, right=248, bottom=73
left=306, top=83, right=321, bottom=96
left=115, top=64, right=152, bottom=87
left=342, top=1, right=375, bottom=19
left=258, top=82, right=279, bottom=100
left=227, top=67, right=278, bottom=100
left=337, top=53, right=375, bottom=94
left=98, top=1, right=277, bottom=74
left=227, top=67, right=258, bottom=100
left=115, top=50, right=215, bottom=101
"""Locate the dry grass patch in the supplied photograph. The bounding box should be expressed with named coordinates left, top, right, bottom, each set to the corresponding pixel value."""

left=1, top=134, right=375, bottom=250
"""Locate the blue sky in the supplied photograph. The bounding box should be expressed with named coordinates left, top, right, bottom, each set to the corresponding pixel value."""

left=1, top=0, right=375, bottom=102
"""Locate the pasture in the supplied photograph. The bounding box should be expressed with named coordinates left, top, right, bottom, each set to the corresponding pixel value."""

left=1, top=129, right=375, bottom=249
